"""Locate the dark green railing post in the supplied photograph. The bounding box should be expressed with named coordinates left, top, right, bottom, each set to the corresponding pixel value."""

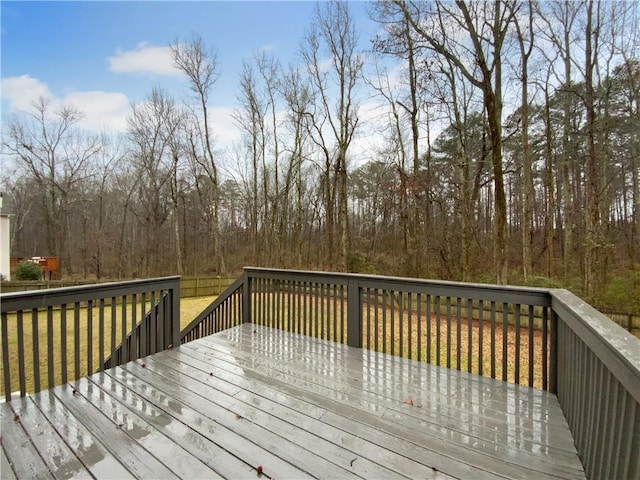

left=347, top=278, right=362, bottom=348
left=242, top=271, right=251, bottom=324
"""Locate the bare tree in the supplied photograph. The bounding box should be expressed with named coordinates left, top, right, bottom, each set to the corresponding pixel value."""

left=2, top=97, right=103, bottom=274
left=301, top=0, right=363, bottom=270
left=171, top=34, right=226, bottom=273
left=395, top=0, right=517, bottom=283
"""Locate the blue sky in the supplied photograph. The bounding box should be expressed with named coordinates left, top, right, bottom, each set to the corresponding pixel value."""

left=1, top=1, right=379, bottom=146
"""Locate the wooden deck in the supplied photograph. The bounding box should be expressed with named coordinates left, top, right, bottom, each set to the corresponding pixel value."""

left=1, top=324, right=585, bottom=479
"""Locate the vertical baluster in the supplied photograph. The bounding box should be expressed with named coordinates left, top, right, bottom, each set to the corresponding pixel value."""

left=382, top=291, right=387, bottom=354
left=140, top=293, right=147, bottom=357
left=390, top=290, right=395, bottom=356
left=32, top=308, right=40, bottom=392
left=333, top=284, right=338, bottom=343
left=542, top=307, right=548, bottom=390
left=435, top=296, right=441, bottom=366
left=320, top=283, right=325, bottom=339
left=490, top=301, right=496, bottom=379
left=131, top=294, right=138, bottom=360
left=478, top=300, right=484, bottom=376
left=52, top=306, right=59, bottom=387
left=122, top=295, right=129, bottom=360
left=150, top=292, right=156, bottom=355
left=74, top=302, right=81, bottom=380
left=276, top=280, right=281, bottom=330
left=426, top=294, right=431, bottom=363
left=374, top=289, right=380, bottom=353
left=446, top=297, right=451, bottom=368
left=502, top=303, right=508, bottom=382
left=416, top=293, right=422, bottom=362
left=314, top=282, right=319, bottom=338
left=365, top=288, right=370, bottom=349
left=99, top=298, right=105, bottom=371
left=456, top=298, right=462, bottom=370
left=87, top=300, right=93, bottom=374
left=1, top=312, right=10, bottom=401
left=340, top=284, right=345, bottom=343
left=408, top=292, right=413, bottom=360
left=303, top=281, right=308, bottom=337
left=528, top=304, right=534, bottom=387
left=17, top=310, right=25, bottom=395
left=110, top=297, right=117, bottom=367
left=467, top=299, right=473, bottom=373
left=398, top=292, right=404, bottom=358
left=514, top=305, right=521, bottom=384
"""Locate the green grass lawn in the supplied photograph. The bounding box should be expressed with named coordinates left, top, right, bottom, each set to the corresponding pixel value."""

left=1, top=296, right=216, bottom=397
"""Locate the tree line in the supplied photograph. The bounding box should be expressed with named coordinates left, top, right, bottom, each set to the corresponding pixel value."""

left=1, top=0, right=638, bottom=308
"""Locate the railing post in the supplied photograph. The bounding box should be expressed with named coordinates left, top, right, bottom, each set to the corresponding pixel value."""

left=347, top=278, right=362, bottom=348
left=242, top=271, right=251, bottom=324
left=171, top=278, right=181, bottom=349
left=550, top=309, right=558, bottom=394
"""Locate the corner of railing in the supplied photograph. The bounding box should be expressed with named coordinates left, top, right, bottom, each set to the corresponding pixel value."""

left=242, top=269, right=251, bottom=324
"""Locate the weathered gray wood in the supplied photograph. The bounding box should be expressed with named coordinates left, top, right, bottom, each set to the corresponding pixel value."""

left=8, top=396, right=92, bottom=479
left=73, top=376, right=220, bottom=479
left=31, top=389, right=135, bottom=479
left=150, top=349, right=443, bottom=480
left=51, top=383, right=179, bottom=479
left=188, top=326, right=579, bottom=476
left=0, top=444, right=17, bottom=480
left=106, top=366, right=309, bottom=479
left=94, top=371, right=257, bottom=479
left=198, top=330, right=573, bottom=436
left=0, top=402, right=54, bottom=479
left=1, top=322, right=587, bottom=480
left=121, top=359, right=358, bottom=479
left=184, top=340, right=577, bottom=478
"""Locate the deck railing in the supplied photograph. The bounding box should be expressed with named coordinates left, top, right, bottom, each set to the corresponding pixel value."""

left=0, top=276, right=180, bottom=402
left=2, top=268, right=638, bottom=479
left=184, top=267, right=639, bottom=480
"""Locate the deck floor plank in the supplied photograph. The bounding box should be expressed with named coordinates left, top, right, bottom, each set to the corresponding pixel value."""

left=1, top=323, right=586, bottom=480
left=150, top=350, right=447, bottom=480
left=0, top=443, right=17, bottom=480
left=206, top=329, right=569, bottom=427
left=51, top=383, right=180, bottom=479
left=189, top=333, right=580, bottom=459
left=183, top=334, right=581, bottom=479
left=177, top=340, right=584, bottom=478
left=30, top=389, right=135, bottom=479
left=0, top=402, right=54, bottom=480
left=121, top=358, right=362, bottom=479
left=7, top=396, right=92, bottom=479
left=92, top=371, right=258, bottom=479
left=105, top=367, right=310, bottom=479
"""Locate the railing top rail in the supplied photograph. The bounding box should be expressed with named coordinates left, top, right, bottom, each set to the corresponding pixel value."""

left=0, top=276, right=181, bottom=313
left=551, top=288, right=640, bottom=403
left=244, top=267, right=551, bottom=306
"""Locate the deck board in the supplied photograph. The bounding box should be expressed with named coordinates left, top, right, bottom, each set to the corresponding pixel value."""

left=1, top=324, right=585, bottom=479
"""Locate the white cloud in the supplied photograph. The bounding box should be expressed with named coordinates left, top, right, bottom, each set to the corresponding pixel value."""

left=1, top=75, right=130, bottom=133
left=210, top=106, right=241, bottom=148
left=1, top=75, right=52, bottom=111
left=108, top=42, right=181, bottom=76
left=65, top=91, right=130, bottom=132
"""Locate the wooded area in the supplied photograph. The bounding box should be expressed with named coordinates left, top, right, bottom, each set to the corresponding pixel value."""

left=1, top=1, right=638, bottom=310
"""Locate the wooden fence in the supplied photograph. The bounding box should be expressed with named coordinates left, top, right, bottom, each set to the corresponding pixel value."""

left=1, top=276, right=235, bottom=298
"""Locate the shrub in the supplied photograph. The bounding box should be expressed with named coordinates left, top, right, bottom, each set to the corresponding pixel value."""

left=15, top=261, right=42, bottom=281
